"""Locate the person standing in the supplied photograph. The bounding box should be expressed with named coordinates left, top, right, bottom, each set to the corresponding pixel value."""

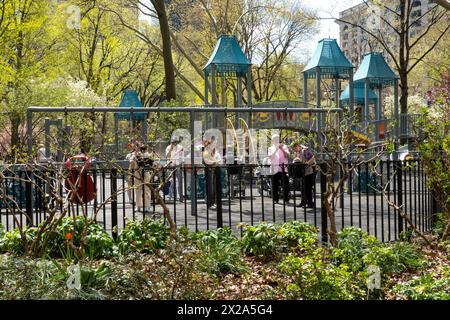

left=267, top=134, right=290, bottom=204
left=297, top=144, right=316, bottom=208
left=126, top=142, right=137, bottom=203
left=165, top=137, right=184, bottom=202
left=203, top=140, right=222, bottom=209
left=129, top=145, right=152, bottom=212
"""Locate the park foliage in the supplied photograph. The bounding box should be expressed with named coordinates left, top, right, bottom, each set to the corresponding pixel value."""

left=0, top=218, right=448, bottom=300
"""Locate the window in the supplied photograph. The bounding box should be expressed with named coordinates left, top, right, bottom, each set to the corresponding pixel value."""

left=412, top=1, right=421, bottom=7
left=343, top=33, right=349, bottom=40
left=412, top=20, right=422, bottom=27
left=411, top=10, right=421, bottom=18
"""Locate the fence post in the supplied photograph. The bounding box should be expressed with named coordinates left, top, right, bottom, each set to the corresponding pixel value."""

left=111, top=168, right=118, bottom=240
left=215, top=166, right=223, bottom=228
left=320, top=164, right=328, bottom=243
left=25, top=170, right=33, bottom=227
left=396, top=161, right=404, bottom=236
left=431, top=191, right=439, bottom=229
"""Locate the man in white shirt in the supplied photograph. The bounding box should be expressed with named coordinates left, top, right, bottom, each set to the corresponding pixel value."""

left=165, top=137, right=185, bottom=202
left=267, top=134, right=290, bottom=204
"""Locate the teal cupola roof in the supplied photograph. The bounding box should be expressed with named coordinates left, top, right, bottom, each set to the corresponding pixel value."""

left=115, top=89, right=147, bottom=120
left=303, top=38, right=354, bottom=79
left=354, top=52, right=398, bottom=87
left=340, top=82, right=378, bottom=105
left=203, top=34, right=251, bottom=77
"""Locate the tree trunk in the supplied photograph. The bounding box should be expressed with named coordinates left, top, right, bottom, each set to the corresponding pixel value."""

left=152, top=0, right=176, bottom=101
left=325, top=190, right=338, bottom=246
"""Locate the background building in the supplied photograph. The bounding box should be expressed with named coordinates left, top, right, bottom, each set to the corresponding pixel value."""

left=336, top=0, right=436, bottom=67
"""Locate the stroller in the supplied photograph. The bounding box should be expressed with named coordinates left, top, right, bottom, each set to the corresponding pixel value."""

left=255, top=157, right=272, bottom=196
left=255, top=159, right=304, bottom=200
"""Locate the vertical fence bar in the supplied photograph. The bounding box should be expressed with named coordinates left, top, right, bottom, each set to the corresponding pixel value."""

left=25, top=170, right=33, bottom=227
left=19, top=171, right=24, bottom=228
left=413, top=161, right=418, bottom=230
left=215, top=166, right=223, bottom=229
left=173, top=168, right=177, bottom=225
left=320, top=164, right=328, bottom=243
left=373, top=162, right=377, bottom=239
left=228, top=168, right=232, bottom=227
left=260, top=172, right=265, bottom=222
left=396, top=161, right=404, bottom=237
left=250, top=166, right=254, bottom=226
left=239, top=168, right=243, bottom=227
left=282, top=164, right=287, bottom=222
left=380, top=161, right=385, bottom=242
left=365, top=163, right=370, bottom=234
left=387, top=160, right=391, bottom=241
left=408, top=163, right=412, bottom=227
left=340, top=166, right=344, bottom=230
left=111, top=168, right=118, bottom=240
left=349, top=162, right=353, bottom=227
left=93, top=168, right=98, bottom=222
left=121, top=172, right=126, bottom=228
left=184, top=166, right=188, bottom=228
left=102, top=170, right=106, bottom=229
left=194, top=167, right=198, bottom=232
left=358, top=164, right=362, bottom=229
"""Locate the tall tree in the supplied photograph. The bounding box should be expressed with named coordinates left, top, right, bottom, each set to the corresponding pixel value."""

left=0, top=0, right=57, bottom=155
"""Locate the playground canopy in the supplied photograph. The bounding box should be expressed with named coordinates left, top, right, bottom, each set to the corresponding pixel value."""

left=353, top=52, right=398, bottom=87
left=115, top=89, right=147, bottom=121
left=303, top=38, right=354, bottom=79
left=203, top=34, right=251, bottom=77
left=340, top=82, right=378, bottom=105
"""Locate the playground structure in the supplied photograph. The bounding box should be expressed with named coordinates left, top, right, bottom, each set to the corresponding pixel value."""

left=29, top=35, right=418, bottom=163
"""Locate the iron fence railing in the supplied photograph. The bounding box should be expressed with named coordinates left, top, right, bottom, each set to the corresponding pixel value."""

left=0, top=160, right=435, bottom=243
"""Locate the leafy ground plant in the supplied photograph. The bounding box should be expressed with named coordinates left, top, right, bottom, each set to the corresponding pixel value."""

left=392, top=267, right=450, bottom=300
left=117, top=218, right=170, bottom=254
left=240, top=221, right=318, bottom=259
left=191, top=227, right=249, bottom=277
left=279, top=248, right=366, bottom=300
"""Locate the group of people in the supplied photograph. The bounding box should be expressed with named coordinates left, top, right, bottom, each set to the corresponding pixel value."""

left=123, top=133, right=316, bottom=212
left=267, top=134, right=316, bottom=208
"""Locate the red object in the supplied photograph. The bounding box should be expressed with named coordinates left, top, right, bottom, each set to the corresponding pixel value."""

left=379, top=123, right=385, bottom=139
left=65, top=154, right=95, bottom=203
left=65, top=232, right=73, bottom=240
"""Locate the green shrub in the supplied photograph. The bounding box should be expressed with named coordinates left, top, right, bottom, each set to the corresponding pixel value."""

left=331, top=227, right=379, bottom=272
left=392, top=267, right=450, bottom=300
left=433, top=212, right=450, bottom=237
left=192, top=227, right=249, bottom=277
left=0, top=227, right=38, bottom=255
left=45, top=216, right=115, bottom=259
left=241, top=221, right=318, bottom=259
left=279, top=249, right=365, bottom=300
left=363, top=242, right=424, bottom=275
left=117, top=218, right=170, bottom=254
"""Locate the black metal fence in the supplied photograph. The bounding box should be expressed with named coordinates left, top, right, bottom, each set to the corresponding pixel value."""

left=0, top=160, right=436, bottom=242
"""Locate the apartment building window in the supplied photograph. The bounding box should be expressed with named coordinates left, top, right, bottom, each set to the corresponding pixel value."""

left=411, top=10, right=421, bottom=18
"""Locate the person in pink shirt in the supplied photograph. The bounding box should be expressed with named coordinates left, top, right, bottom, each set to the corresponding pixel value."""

left=267, top=134, right=290, bottom=204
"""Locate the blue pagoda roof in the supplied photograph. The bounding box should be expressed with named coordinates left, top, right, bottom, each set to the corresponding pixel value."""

left=203, top=35, right=251, bottom=77
left=303, top=39, right=354, bottom=79
left=340, top=82, right=378, bottom=105
left=354, top=52, right=398, bottom=87
left=115, top=89, right=147, bottom=121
